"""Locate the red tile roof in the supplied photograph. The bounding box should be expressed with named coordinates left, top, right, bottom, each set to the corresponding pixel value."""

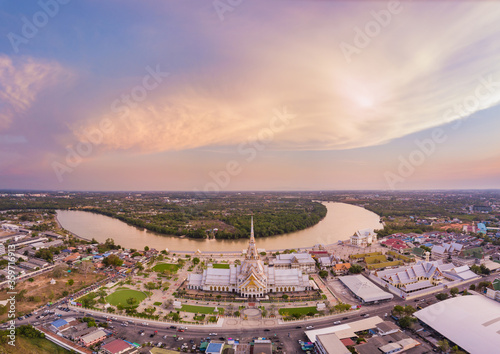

left=101, top=339, right=132, bottom=353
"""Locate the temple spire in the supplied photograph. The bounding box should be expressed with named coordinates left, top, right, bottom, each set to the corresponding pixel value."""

left=246, top=216, right=258, bottom=260
left=250, top=216, right=254, bottom=241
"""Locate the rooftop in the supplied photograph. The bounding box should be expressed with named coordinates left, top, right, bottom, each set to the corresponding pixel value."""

left=415, top=295, right=500, bottom=354
left=339, top=275, right=394, bottom=302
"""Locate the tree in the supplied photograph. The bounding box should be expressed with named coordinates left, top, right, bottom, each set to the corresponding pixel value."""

left=469, top=284, right=476, bottom=291
left=164, top=298, right=174, bottom=309
left=392, top=305, right=404, bottom=316
left=103, top=254, right=123, bottom=267
left=78, top=261, right=94, bottom=279
left=437, top=339, right=450, bottom=352
left=192, top=257, right=200, bottom=265
left=403, top=305, right=416, bottom=316
left=67, top=279, right=74, bottom=286
left=451, top=345, right=466, bottom=354
left=282, top=294, right=289, bottom=300
left=436, top=293, right=449, bottom=301
left=319, top=270, right=328, bottom=278
left=349, top=264, right=363, bottom=274
left=35, top=249, right=53, bottom=263
left=144, top=246, right=150, bottom=251
left=450, top=287, right=459, bottom=297
left=52, top=264, right=68, bottom=278
left=126, top=297, right=137, bottom=305
left=398, top=316, right=416, bottom=329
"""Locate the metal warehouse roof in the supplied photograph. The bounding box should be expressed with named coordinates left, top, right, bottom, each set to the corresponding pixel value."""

left=339, top=275, right=393, bottom=303
left=415, top=295, right=500, bottom=354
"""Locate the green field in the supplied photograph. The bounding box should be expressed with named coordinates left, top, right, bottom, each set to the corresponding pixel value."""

left=106, top=289, right=147, bottom=307
left=364, top=255, right=387, bottom=264
left=180, top=305, right=217, bottom=314
left=153, top=263, right=181, bottom=272
left=212, top=263, right=230, bottom=269
left=0, top=335, right=70, bottom=354
left=366, top=260, right=403, bottom=270
left=279, top=306, right=318, bottom=316
left=350, top=252, right=382, bottom=259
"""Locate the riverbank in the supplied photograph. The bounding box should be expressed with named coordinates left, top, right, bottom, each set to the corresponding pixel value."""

left=56, top=202, right=383, bottom=252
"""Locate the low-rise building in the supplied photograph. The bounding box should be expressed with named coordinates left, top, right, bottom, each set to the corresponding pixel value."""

left=271, top=253, right=316, bottom=273
left=339, top=274, right=393, bottom=304
left=80, top=329, right=107, bottom=347
left=100, top=338, right=133, bottom=354
left=350, top=229, right=375, bottom=247
left=315, top=333, right=350, bottom=354
left=333, top=263, right=351, bottom=275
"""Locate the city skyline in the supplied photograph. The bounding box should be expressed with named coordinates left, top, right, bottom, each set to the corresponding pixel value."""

left=1, top=1, right=500, bottom=191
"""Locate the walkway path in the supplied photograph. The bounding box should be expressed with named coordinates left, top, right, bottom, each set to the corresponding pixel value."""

left=310, top=274, right=338, bottom=305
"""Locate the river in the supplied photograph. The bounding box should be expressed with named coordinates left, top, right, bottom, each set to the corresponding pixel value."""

left=56, top=202, right=382, bottom=252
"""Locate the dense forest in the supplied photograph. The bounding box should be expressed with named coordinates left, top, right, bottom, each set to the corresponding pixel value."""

left=83, top=199, right=327, bottom=239
left=0, top=192, right=327, bottom=239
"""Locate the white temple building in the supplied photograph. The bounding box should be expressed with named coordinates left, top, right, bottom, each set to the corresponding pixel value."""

left=187, top=217, right=312, bottom=298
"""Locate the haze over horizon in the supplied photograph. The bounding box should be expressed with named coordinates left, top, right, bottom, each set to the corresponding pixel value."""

left=1, top=1, right=500, bottom=192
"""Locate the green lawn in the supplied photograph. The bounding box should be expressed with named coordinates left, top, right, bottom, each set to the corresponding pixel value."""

left=106, top=289, right=147, bottom=307
left=212, top=263, right=230, bottom=269
left=180, top=305, right=217, bottom=314
left=153, top=263, right=181, bottom=273
left=279, top=306, right=318, bottom=316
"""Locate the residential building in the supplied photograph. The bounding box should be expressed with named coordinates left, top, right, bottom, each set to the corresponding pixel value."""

left=80, top=329, right=107, bottom=347
left=315, top=333, right=350, bottom=354
left=485, top=278, right=500, bottom=302
left=100, top=338, right=133, bottom=354
left=333, top=263, right=351, bottom=275
left=381, top=238, right=410, bottom=253
left=206, top=342, right=224, bottom=354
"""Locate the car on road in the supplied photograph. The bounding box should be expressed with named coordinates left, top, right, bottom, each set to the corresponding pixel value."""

left=363, top=314, right=370, bottom=318
left=295, top=326, right=302, bottom=329
left=342, top=317, right=348, bottom=320
left=178, top=328, right=185, bottom=332
left=306, top=326, right=314, bottom=329
left=209, top=332, right=217, bottom=336
left=264, top=329, right=270, bottom=332
left=333, top=321, right=341, bottom=325
left=169, top=325, right=177, bottom=329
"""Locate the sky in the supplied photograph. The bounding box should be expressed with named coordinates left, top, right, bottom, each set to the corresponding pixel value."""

left=1, top=0, right=500, bottom=192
